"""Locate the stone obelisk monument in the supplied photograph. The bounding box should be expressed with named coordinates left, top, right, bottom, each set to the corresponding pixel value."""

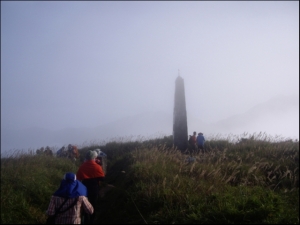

left=173, top=71, right=188, bottom=151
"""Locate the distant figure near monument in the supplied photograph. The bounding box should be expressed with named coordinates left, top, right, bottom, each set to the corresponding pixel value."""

left=173, top=72, right=188, bottom=152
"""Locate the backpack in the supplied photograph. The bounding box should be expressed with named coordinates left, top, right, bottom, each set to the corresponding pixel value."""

left=189, top=136, right=196, bottom=145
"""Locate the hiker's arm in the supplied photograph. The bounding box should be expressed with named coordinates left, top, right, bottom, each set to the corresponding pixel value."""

left=82, top=196, right=94, bottom=214
left=46, top=196, right=56, bottom=216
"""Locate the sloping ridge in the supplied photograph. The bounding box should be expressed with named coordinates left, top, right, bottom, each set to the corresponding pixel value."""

left=1, top=111, right=173, bottom=154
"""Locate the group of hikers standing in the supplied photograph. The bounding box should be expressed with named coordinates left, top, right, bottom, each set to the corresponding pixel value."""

left=188, top=131, right=205, bottom=153
left=46, top=148, right=107, bottom=224
left=56, top=144, right=80, bottom=161
left=36, top=146, right=53, bottom=156
left=35, top=144, right=80, bottom=161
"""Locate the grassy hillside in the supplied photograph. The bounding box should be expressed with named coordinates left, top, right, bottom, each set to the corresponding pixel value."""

left=1, top=133, right=299, bottom=224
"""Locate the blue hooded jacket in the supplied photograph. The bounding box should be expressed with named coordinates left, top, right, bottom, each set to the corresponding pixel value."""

left=196, top=133, right=205, bottom=146
left=53, top=172, right=87, bottom=198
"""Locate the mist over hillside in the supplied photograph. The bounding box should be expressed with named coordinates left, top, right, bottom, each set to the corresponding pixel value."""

left=190, top=95, right=299, bottom=139
left=1, top=95, right=298, bottom=156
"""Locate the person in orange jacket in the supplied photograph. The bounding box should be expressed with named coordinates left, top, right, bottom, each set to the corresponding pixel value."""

left=188, top=131, right=197, bottom=152
left=76, top=150, right=105, bottom=223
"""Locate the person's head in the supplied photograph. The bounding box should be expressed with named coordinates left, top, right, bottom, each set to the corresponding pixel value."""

left=94, top=149, right=101, bottom=155
left=63, top=172, right=76, bottom=182
left=193, top=131, right=196, bottom=135
left=53, top=172, right=87, bottom=198
left=85, top=150, right=97, bottom=160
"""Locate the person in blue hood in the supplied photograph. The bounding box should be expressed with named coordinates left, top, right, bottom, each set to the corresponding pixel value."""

left=196, top=132, right=206, bottom=153
left=46, top=172, right=94, bottom=224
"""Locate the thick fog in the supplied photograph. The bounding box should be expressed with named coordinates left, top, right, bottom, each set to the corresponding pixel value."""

left=1, top=2, right=299, bottom=154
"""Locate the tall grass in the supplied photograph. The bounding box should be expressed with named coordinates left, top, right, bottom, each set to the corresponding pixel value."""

left=1, top=133, right=299, bottom=224
left=1, top=150, right=80, bottom=224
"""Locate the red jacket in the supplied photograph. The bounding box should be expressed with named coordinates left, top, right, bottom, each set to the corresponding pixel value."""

left=76, top=160, right=105, bottom=181
left=189, top=135, right=196, bottom=145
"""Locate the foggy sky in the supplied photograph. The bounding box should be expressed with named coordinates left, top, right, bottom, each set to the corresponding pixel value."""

left=1, top=2, right=299, bottom=143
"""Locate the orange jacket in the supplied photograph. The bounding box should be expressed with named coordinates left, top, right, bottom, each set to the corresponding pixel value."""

left=76, top=160, right=105, bottom=181
left=189, top=135, right=196, bottom=145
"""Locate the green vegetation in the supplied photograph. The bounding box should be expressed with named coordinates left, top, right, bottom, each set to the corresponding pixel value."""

left=1, top=133, right=299, bottom=224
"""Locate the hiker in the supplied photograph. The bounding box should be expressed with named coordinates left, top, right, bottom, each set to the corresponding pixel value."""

left=44, top=146, right=53, bottom=156
left=46, top=172, right=94, bottom=224
left=56, top=146, right=65, bottom=157
left=67, top=144, right=79, bottom=161
left=94, top=148, right=108, bottom=174
left=76, top=150, right=105, bottom=223
left=72, top=145, right=79, bottom=160
left=94, top=149, right=106, bottom=165
left=67, top=144, right=74, bottom=159
left=188, top=131, right=197, bottom=152
left=197, top=132, right=206, bottom=153
left=36, top=147, right=44, bottom=155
